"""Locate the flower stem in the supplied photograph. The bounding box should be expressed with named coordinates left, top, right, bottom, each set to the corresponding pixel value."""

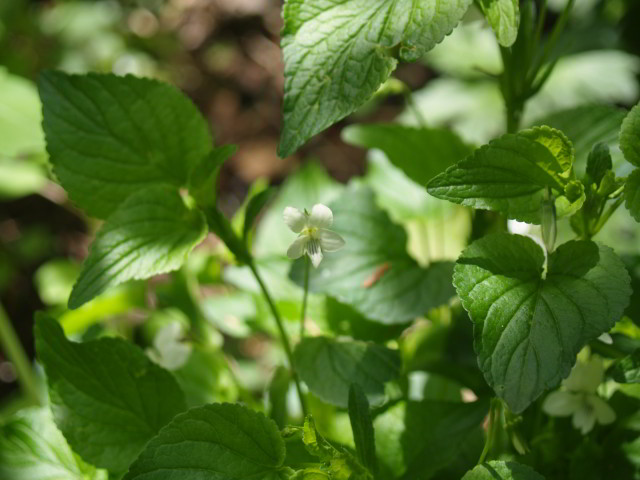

left=478, top=398, right=501, bottom=464
left=300, top=255, right=310, bottom=338
left=248, top=260, right=308, bottom=417
left=0, top=304, right=41, bottom=406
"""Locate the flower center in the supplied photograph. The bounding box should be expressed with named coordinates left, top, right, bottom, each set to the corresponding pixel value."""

left=303, top=226, right=318, bottom=237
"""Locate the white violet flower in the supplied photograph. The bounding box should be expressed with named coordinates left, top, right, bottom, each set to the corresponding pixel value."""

left=542, top=356, right=615, bottom=434
left=283, top=204, right=345, bottom=267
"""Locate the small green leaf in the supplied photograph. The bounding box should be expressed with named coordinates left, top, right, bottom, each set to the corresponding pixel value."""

left=243, top=187, right=276, bottom=242
left=123, top=403, right=289, bottom=480
left=342, top=124, right=471, bottom=186
left=348, top=384, right=378, bottom=476
left=610, top=350, right=640, bottom=384
left=374, top=400, right=487, bottom=479
left=294, top=336, right=401, bottom=408
left=0, top=408, right=107, bottom=480
left=269, top=366, right=291, bottom=428
left=188, top=145, right=237, bottom=207
left=38, top=71, right=212, bottom=218
left=586, top=143, right=613, bottom=186
left=278, top=0, right=473, bottom=157
left=461, top=460, right=544, bottom=479
left=477, top=0, right=520, bottom=47
left=620, top=103, right=640, bottom=167
left=69, top=185, right=207, bottom=309
left=428, top=127, right=578, bottom=223
left=290, top=185, right=456, bottom=323
left=454, top=233, right=631, bottom=413
left=35, top=314, right=187, bottom=473
left=624, top=169, right=640, bottom=222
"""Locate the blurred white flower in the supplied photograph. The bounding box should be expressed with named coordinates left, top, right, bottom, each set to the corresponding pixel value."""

left=147, top=321, right=192, bottom=371
left=283, top=204, right=345, bottom=267
left=542, top=356, right=615, bottom=434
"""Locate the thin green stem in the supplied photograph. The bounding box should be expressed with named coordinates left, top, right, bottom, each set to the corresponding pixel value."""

left=592, top=196, right=624, bottom=236
left=478, top=398, right=501, bottom=464
left=530, top=0, right=575, bottom=83
left=0, top=304, right=41, bottom=405
left=248, top=260, right=308, bottom=417
left=300, top=255, right=310, bottom=338
left=402, top=87, right=428, bottom=128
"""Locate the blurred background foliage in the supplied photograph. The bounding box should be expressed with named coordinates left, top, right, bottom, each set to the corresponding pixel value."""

left=0, top=0, right=640, bottom=456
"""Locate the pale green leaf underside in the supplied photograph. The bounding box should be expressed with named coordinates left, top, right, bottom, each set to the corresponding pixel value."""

left=295, top=336, right=401, bottom=407
left=35, top=314, right=187, bottom=473
left=427, top=127, right=576, bottom=223
left=624, top=169, right=640, bottom=222
left=290, top=185, right=456, bottom=323
left=462, top=460, right=544, bottom=479
left=454, top=234, right=631, bottom=413
left=124, top=403, right=287, bottom=480
left=69, top=185, right=207, bottom=309
left=0, top=408, right=107, bottom=480
left=278, top=0, right=473, bottom=157
left=38, top=71, right=212, bottom=218
left=374, top=400, right=487, bottom=479
left=620, top=103, right=640, bottom=167
left=341, top=123, right=471, bottom=186
left=477, top=0, right=520, bottom=47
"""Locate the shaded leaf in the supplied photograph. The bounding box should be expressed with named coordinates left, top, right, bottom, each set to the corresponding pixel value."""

left=461, top=460, right=544, bottom=479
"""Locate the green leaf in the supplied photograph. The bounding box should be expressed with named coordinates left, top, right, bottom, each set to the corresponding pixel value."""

left=610, top=350, right=640, bottom=384
left=624, top=169, right=640, bottom=222
left=342, top=124, right=471, bottom=186
left=294, top=336, right=401, bottom=407
left=269, top=366, right=291, bottom=428
left=35, top=314, right=187, bottom=473
left=290, top=184, right=456, bottom=323
left=348, top=384, right=378, bottom=476
left=454, top=233, right=631, bottom=413
left=621, top=103, right=640, bottom=167
left=427, top=127, right=579, bottom=223
left=586, top=143, right=613, bottom=186
left=123, top=403, right=290, bottom=480
left=243, top=187, right=276, bottom=242
left=0, top=407, right=107, bottom=480
left=278, top=0, right=473, bottom=157
left=461, top=460, right=544, bottom=479
left=0, top=156, right=48, bottom=198
left=188, top=145, right=237, bottom=207
left=374, top=400, right=487, bottom=479
left=532, top=104, right=626, bottom=168
left=0, top=67, right=46, bottom=157
left=477, top=0, right=520, bottom=47
left=69, top=185, right=207, bottom=308
left=38, top=71, right=212, bottom=218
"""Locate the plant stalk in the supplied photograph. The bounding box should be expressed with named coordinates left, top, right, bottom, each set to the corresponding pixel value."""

left=300, top=255, right=310, bottom=338
left=478, top=398, right=501, bottom=464
left=0, top=304, right=41, bottom=405
left=248, top=260, right=308, bottom=416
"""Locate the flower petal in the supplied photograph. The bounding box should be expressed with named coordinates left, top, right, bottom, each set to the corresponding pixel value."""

left=572, top=403, right=596, bottom=434
left=309, top=204, right=333, bottom=229
left=306, top=237, right=323, bottom=268
left=564, top=356, right=604, bottom=393
left=543, top=391, right=580, bottom=417
left=283, top=207, right=307, bottom=233
left=587, top=395, right=616, bottom=425
left=287, top=236, right=308, bottom=259
left=318, top=229, right=345, bottom=252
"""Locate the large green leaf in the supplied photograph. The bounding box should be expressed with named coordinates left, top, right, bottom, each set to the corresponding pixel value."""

left=278, top=0, right=473, bottom=157
left=374, top=400, right=487, bottom=479
left=454, top=234, right=631, bottom=413
left=38, top=71, right=212, bottom=218
left=35, top=314, right=187, bottom=473
left=427, top=127, right=582, bottom=223
left=348, top=384, right=378, bottom=476
left=341, top=123, right=471, bottom=186
left=625, top=169, right=640, bottom=222
left=69, top=185, right=207, bottom=309
left=294, top=336, right=401, bottom=407
left=123, top=403, right=289, bottom=480
left=477, top=0, right=520, bottom=47
left=290, top=185, right=456, bottom=323
left=461, top=461, right=544, bottom=479
left=0, top=408, right=107, bottom=480
left=621, top=103, right=640, bottom=167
